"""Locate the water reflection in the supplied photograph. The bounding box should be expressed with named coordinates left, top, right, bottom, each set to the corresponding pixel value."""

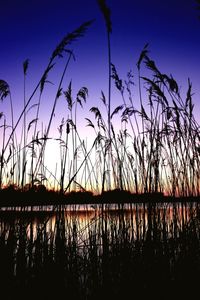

left=0, top=202, right=199, bottom=242
left=0, top=202, right=199, bottom=299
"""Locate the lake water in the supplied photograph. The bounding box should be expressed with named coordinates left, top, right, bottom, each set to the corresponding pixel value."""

left=0, top=202, right=199, bottom=244
left=0, top=201, right=199, bottom=299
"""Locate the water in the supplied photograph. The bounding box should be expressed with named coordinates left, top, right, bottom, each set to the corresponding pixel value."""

left=0, top=202, right=199, bottom=299
left=0, top=202, right=198, bottom=241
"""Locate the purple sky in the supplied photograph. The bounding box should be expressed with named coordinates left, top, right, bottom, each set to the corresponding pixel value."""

left=0, top=0, right=200, bottom=135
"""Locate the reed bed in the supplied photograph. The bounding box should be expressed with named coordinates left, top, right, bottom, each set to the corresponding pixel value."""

left=0, top=0, right=200, bottom=197
left=0, top=2, right=199, bottom=299
left=0, top=40, right=200, bottom=198
left=0, top=202, right=199, bottom=299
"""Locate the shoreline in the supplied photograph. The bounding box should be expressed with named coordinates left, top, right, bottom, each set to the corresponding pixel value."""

left=0, top=188, right=199, bottom=208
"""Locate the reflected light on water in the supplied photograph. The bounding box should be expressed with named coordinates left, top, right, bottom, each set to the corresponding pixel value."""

left=0, top=202, right=198, bottom=244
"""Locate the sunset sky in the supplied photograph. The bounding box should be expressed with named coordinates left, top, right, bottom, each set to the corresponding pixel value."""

left=0, top=0, right=200, bottom=190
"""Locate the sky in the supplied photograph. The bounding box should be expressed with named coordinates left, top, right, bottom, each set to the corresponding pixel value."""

left=1, top=0, right=200, bottom=117
left=0, top=0, right=200, bottom=188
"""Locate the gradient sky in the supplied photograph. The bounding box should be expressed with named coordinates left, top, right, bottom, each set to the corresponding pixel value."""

left=0, top=0, right=200, bottom=139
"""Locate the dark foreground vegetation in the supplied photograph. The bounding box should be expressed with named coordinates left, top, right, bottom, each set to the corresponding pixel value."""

left=0, top=202, right=199, bottom=299
left=1, top=1, right=200, bottom=299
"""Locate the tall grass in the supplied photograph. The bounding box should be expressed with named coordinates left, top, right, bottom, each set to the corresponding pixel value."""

left=0, top=202, right=199, bottom=298
left=0, top=5, right=200, bottom=197
left=98, top=0, right=112, bottom=192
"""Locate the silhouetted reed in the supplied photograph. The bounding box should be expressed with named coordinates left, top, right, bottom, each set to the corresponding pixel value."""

left=0, top=4, right=200, bottom=197
left=0, top=3, right=199, bottom=300
left=0, top=202, right=199, bottom=299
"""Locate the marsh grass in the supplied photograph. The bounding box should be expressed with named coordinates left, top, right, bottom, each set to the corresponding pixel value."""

left=0, top=202, right=199, bottom=299
left=0, top=2, right=200, bottom=197
left=0, top=3, right=199, bottom=300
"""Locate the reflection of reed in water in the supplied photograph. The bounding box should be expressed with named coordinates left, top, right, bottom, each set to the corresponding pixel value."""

left=0, top=202, right=199, bottom=299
